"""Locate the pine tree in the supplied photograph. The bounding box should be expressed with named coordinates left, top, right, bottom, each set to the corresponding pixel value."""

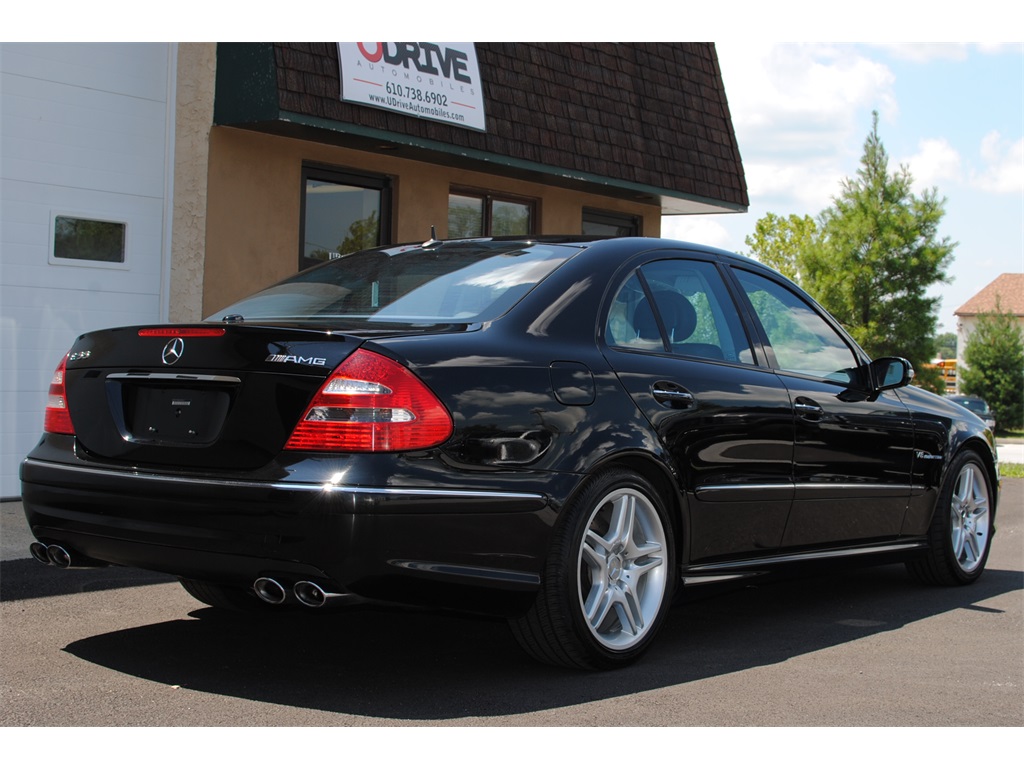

left=802, top=112, right=955, bottom=384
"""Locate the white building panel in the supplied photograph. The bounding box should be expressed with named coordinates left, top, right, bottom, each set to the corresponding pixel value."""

left=0, top=43, right=175, bottom=498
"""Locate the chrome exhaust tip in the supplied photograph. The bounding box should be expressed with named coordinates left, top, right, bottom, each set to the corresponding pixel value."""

left=30, top=541, right=52, bottom=565
left=253, top=577, right=287, bottom=605
left=46, top=544, right=73, bottom=569
left=294, top=580, right=338, bottom=608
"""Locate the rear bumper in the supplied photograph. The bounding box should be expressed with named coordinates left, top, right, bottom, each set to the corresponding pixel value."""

left=21, top=453, right=566, bottom=616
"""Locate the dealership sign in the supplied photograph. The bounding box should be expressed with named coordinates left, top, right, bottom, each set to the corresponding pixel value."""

left=338, top=43, right=486, bottom=132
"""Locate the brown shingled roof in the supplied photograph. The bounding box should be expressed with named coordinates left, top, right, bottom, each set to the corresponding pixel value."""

left=266, top=42, right=747, bottom=213
left=955, top=273, right=1024, bottom=317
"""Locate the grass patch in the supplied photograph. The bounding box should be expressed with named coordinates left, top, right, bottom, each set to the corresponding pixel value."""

left=1000, top=463, right=1024, bottom=479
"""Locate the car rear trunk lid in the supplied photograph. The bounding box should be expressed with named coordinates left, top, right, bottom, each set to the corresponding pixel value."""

left=60, top=324, right=363, bottom=470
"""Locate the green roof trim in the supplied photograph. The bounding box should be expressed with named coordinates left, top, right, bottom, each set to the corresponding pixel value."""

left=273, top=109, right=745, bottom=214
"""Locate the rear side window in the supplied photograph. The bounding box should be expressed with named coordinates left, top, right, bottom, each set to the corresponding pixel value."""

left=605, top=259, right=753, bottom=363
left=212, top=241, right=580, bottom=324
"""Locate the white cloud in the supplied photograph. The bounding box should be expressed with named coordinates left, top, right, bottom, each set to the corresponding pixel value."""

left=660, top=216, right=735, bottom=250
left=902, top=138, right=963, bottom=189
left=971, top=131, right=1024, bottom=194
left=871, top=44, right=970, bottom=63
left=716, top=43, right=897, bottom=213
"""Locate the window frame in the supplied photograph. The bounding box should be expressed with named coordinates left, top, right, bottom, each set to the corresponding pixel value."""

left=48, top=211, right=130, bottom=270
left=582, top=208, right=640, bottom=237
left=448, top=187, right=536, bottom=238
left=603, top=257, right=756, bottom=365
left=298, top=164, right=392, bottom=271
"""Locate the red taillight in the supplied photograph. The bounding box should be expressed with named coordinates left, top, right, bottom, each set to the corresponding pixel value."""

left=43, top=355, right=75, bottom=435
left=284, top=349, right=453, bottom=452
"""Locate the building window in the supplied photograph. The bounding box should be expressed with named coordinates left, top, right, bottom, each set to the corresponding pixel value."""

left=300, top=166, right=391, bottom=271
left=448, top=190, right=534, bottom=238
left=51, top=215, right=127, bottom=265
left=582, top=208, right=640, bottom=237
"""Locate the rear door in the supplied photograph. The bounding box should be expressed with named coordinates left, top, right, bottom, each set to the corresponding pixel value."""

left=730, top=268, right=915, bottom=548
left=602, top=255, right=795, bottom=563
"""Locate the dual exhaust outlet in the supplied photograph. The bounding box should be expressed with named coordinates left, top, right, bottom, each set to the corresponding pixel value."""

left=30, top=541, right=106, bottom=569
left=253, top=576, right=347, bottom=608
left=31, top=542, right=343, bottom=609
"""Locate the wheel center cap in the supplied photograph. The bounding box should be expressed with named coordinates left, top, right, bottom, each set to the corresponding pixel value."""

left=608, top=555, right=623, bottom=581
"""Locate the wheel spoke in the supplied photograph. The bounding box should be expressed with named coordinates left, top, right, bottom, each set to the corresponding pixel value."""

left=607, top=494, right=636, bottom=549
left=616, top=587, right=643, bottom=635
left=962, top=529, right=981, bottom=564
left=585, top=587, right=614, bottom=629
left=582, top=531, right=608, bottom=568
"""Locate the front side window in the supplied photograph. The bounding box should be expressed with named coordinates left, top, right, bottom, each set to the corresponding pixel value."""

left=448, top=190, right=533, bottom=238
left=300, top=167, right=390, bottom=271
left=735, top=269, right=859, bottom=382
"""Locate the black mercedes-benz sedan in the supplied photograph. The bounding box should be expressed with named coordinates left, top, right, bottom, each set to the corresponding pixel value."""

left=21, top=236, right=999, bottom=669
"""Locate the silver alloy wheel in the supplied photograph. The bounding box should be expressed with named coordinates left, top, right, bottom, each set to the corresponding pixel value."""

left=577, top=486, right=668, bottom=651
left=949, top=461, right=991, bottom=574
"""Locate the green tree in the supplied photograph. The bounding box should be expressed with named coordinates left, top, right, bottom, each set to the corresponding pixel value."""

left=743, top=212, right=817, bottom=282
left=308, top=211, right=380, bottom=262
left=800, top=113, right=955, bottom=389
left=960, top=302, right=1024, bottom=429
left=934, top=332, right=957, bottom=360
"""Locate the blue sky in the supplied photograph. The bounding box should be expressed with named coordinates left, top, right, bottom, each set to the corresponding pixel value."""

left=662, top=42, right=1024, bottom=336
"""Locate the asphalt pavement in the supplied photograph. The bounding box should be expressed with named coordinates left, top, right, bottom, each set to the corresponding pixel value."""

left=2, top=478, right=1021, bottom=733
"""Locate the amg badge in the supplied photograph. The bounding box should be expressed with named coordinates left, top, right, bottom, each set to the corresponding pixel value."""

left=265, top=354, right=328, bottom=367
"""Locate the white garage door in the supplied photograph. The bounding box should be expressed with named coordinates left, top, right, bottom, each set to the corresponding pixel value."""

left=1, top=43, right=174, bottom=498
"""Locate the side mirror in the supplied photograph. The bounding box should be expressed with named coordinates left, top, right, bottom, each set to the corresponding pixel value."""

left=870, top=357, right=914, bottom=391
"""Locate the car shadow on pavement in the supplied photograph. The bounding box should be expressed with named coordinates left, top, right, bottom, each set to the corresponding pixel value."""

left=60, top=562, right=1023, bottom=720
left=0, top=558, right=176, bottom=601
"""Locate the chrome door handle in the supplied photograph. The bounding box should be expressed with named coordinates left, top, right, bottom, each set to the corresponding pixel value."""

left=794, top=399, right=824, bottom=419
left=652, top=383, right=695, bottom=408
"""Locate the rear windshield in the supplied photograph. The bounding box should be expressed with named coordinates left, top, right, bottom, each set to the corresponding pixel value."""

left=209, top=241, right=580, bottom=325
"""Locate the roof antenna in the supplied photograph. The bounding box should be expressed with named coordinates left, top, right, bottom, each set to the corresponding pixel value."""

left=422, top=225, right=442, bottom=249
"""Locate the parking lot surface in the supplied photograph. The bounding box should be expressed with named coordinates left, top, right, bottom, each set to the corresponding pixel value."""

left=2, top=480, right=1021, bottom=728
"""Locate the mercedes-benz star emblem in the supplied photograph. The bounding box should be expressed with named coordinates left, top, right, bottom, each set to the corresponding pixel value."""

left=161, top=337, right=185, bottom=366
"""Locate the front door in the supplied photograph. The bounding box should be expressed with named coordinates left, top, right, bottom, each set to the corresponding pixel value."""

left=731, top=268, right=915, bottom=548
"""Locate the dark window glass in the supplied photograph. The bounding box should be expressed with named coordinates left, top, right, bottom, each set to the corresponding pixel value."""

left=448, top=194, right=484, bottom=238
left=582, top=208, right=640, bottom=237
left=606, top=259, right=752, bottom=363
left=448, top=190, right=534, bottom=237
left=300, top=167, right=390, bottom=271
left=215, top=241, right=580, bottom=325
left=735, top=269, right=859, bottom=382
left=53, top=216, right=125, bottom=263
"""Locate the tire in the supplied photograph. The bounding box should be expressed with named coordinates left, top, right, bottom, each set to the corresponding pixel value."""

left=179, top=578, right=278, bottom=613
left=510, top=468, right=675, bottom=670
left=907, top=449, right=994, bottom=586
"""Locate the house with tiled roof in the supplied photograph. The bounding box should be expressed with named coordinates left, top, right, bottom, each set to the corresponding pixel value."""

left=954, top=273, right=1024, bottom=391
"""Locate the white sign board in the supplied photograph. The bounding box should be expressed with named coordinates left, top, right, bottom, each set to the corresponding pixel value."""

left=338, top=43, right=486, bottom=132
